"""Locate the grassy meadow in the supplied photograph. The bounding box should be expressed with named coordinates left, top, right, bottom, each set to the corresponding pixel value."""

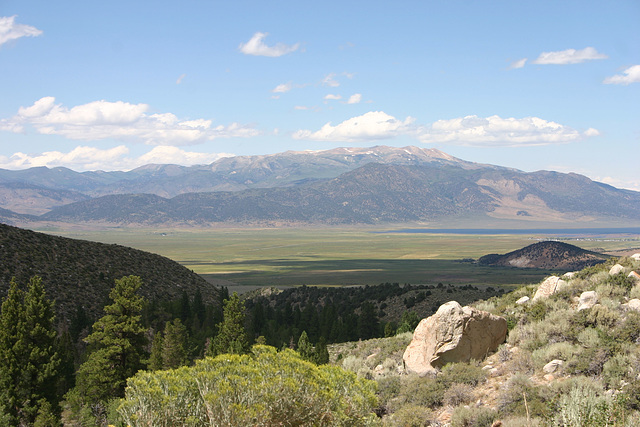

left=39, top=225, right=640, bottom=293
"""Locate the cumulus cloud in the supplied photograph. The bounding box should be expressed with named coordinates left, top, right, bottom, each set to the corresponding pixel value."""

left=509, top=58, right=527, bottom=69
left=0, top=145, right=233, bottom=171
left=0, top=97, right=259, bottom=145
left=532, top=47, right=608, bottom=65
left=238, top=32, right=300, bottom=57
left=293, top=111, right=415, bottom=142
left=347, top=93, right=362, bottom=104
left=417, top=115, right=599, bottom=146
left=324, top=94, right=342, bottom=100
left=0, top=15, right=42, bottom=46
left=603, top=65, right=640, bottom=85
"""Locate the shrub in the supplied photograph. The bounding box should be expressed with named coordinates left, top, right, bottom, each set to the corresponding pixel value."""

left=449, top=406, right=497, bottom=427
left=551, top=384, right=614, bottom=427
left=439, top=362, right=486, bottom=388
left=118, top=345, right=380, bottom=426
left=443, top=383, right=475, bottom=407
left=531, top=342, right=580, bottom=369
left=385, top=404, right=434, bottom=427
left=602, top=353, right=632, bottom=388
left=497, top=374, right=547, bottom=418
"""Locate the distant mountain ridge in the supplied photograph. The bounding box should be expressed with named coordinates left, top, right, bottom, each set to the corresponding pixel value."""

left=37, top=162, right=640, bottom=226
left=0, top=146, right=488, bottom=203
left=0, top=145, right=639, bottom=226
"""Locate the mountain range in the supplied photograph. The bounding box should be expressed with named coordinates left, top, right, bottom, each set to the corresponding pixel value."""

left=1, top=145, right=639, bottom=227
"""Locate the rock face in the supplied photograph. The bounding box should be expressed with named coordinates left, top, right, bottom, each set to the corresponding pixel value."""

left=403, top=301, right=507, bottom=376
left=533, top=276, right=568, bottom=301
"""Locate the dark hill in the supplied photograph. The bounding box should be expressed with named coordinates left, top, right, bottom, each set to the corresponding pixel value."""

left=478, top=241, right=609, bottom=270
left=0, top=223, right=221, bottom=321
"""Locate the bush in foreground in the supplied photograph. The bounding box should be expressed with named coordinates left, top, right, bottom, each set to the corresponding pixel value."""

left=118, top=345, right=379, bottom=426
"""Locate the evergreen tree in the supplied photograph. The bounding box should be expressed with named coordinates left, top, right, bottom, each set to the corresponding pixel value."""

left=0, top=276, right=60, bottom=425
left=148, top=331, right=164, bottom=371
left=206, top=292, right=248, bottom=357
left=296, top=330, right=313, bottom=361
left=69, top=276, right=147, bottom=418
left=162, top=318, right=188, bottom=369
left=313, top=336, right=330, bottom=365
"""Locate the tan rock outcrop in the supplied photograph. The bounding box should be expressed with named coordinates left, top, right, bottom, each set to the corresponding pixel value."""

left=532, top=276, right=568, bottom=301
left=403, top=301, right=507, bottom=376
left=577, top=291, right=598, bottom=311
left=610, top=264, right=625, bottom=275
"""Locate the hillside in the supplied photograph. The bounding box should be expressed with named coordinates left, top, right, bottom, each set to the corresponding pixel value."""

left=0, top=223, right=221, bottom=321
left=328, top=255, right=640, bottom=425
left=479, top=241, right=610, bottom=270
left=38, top=162, right=640, bottom=226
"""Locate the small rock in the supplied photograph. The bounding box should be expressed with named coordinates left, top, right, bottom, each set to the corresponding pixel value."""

left=628, top=271, right=640, bottom=281
left=577, top=291, right=598, bottom=311
left=516, top=296, right=530, bottom=305
left=482, top=364, right=494, bottom=371
left=626, top=299, right=640, bottom=312
left=631, top=254, right=640, bottom=261
left=563, top=272, right=577, bottom=279
left=543, top=359, right=564, bottom=374
left=610, top=264, right=626, bottom=275
left=544, top=374, right=555, bottom=382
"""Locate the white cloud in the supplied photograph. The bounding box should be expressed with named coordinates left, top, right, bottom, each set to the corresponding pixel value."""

left=509, top=58, right=527, bottom=69
left=0, top=97, right=259, bottom=145
left=0, top=15, right=42, bottom=46
left=603, top=65, right=640, bottom=85
left=0, top=145, right=233, bottom=171
left=176, top=73, right=186, bottom=84
left=597, top=176, right=640, bottom=192
left=272, top=82, right=293, bottom=93
left=238, top=32, right=299, bottom=57
left=418, top=115, right=599, bottom=146
left=532, top=47, right=608, bottom=65
left=324, top=94, right=342, bottom=100
left=347, top=93, right=362, bottom=104
left=322, top=73, right=340, bottom=87
left=293, top=111, right=415, bottom=142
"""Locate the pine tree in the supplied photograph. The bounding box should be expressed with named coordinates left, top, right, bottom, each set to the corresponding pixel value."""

left=0, top=276, right=60, bottom=425
left=70, top=276, right=147, bottom=417
left=313, top=336, right=330, bottom=365
left=206, top=292, right=248, bottom=357
left=162, top=318, right=188, bottom=369
left=148, top=331, right=164, bottom=371
left=297, top=330, right=314, bottom=361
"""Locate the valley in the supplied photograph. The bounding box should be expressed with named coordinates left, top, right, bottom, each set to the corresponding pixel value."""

left=40, top=225, right=640, bottom=292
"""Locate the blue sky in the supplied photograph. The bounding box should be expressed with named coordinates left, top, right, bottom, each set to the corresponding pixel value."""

left=0, top=1, right=638, bottom=190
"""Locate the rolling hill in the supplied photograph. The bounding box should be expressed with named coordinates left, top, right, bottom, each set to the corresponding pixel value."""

left=0, top=223, right=221, bottom=321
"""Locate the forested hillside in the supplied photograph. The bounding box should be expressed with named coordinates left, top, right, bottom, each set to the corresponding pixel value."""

left=0, top=223, right=220, bottom=321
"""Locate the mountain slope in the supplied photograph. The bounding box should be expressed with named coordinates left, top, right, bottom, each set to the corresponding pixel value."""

left=0, top=145, right=500, bottom=206
left=478, top=241, right=610, bottom=270
left=40, top=162, right=640, bottom=226
left=0, top=223, right=220, bottom=320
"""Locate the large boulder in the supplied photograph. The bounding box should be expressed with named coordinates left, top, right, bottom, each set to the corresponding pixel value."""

left=403, top=301, right=507, bottom=376
left=532, top=276, right=568, bottom=301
